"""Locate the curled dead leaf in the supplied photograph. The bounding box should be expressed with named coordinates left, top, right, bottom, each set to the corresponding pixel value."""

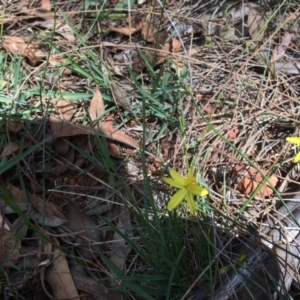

left=235, top=165, right=278, bottom=198
left=3, top=37, right=45, bottom=66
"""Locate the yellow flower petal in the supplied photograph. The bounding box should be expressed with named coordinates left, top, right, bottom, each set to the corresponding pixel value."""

left=191, top=186, right=209, bottom=197
left=169, top=169, right=185, bottom=185
left=162, top=177, right=185, bottom=188
left=186, top=191, right=196, bottom=214
left=167, top=188, right=187, bottom=211
left=286, top=137, right=300, bottom=144
left=294, top=151, right=300, bottom=163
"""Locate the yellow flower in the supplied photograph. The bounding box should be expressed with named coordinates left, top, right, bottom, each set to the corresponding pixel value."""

left=286, top=137, right=300, bottom=163
left=163, top=167, right=208, bottom=214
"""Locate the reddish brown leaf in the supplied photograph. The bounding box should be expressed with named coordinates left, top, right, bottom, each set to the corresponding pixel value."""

left=235, top=165, right=278, bottom=197
left=89, top=87, right=105, bottom=126
left=171, top=38, right=182, bottom=52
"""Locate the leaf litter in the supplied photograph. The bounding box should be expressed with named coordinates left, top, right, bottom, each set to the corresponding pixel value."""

left=2, top=0, right=300, bottom=298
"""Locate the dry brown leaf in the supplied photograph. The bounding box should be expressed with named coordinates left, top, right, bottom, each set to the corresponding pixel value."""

left=141, top=21, right=155, bottom=43
left=272, top=32, right=292, bottom=62
left=102, top=115, right=139, bottom=158
left=110, top=83, right=132, bottom=112
left=7, top=120, right=23, bottom=132
left=45, top=237, right=80, bottom=300
left=29, top=212, right=67, bottom=227
left=72, top=136, right=95, bottom=168
left=7, top=183, right=67, bottom=226
left=66, top=201, right=101, bottom=261
left=0, top=141, right=19, bottom=158
left=49, top=117, right=92, bottom=140
left=48, top=55, right=71, bottom=74
left=110, top=27, right=140, bottom=36
left=56, top=100, right=77, bottom=122
left=30, top=194, right=67, bottom=222
left=54, top=138, right=70, bottom=155
left=41, top=0, right=51, bottom=11
left=2, top=184, right=29, bottom=213
left=141, top=21, right=167, bottom=44
left=154, top=42, right=171, bottom=66
left=0, top=228, right=21, bottom=267
left=33, top=19, right=75, bottom=42
left=3, top=37, right=45, bottom=66
left=16, top=0, right=53, bottom=20
left=235, top=165, right=278, bottom=197
left=227, top=128, right=240, bottom=141
left=247, top=7, right=265, bottom=41
left=132, top=47, right=165, bottom=74
left=50, top=94, right=139, bottom=158
left=89, top=86, right=105, bottom=126
left=132, top=49, right=151, bottom=74
left=275, top=61, right=300, bottom=74
left=51, top=100, right=76, bottom=155
left=171, top=38, right=182, bottom=52
left=132, top=38, right=179, bottom=73
left=10, top=217, right=28, bottom=239
left=89, top=88, right=138, bottom=157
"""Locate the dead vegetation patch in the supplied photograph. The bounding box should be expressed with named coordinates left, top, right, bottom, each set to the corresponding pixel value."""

left=1, top=0, right=300, bottom=299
